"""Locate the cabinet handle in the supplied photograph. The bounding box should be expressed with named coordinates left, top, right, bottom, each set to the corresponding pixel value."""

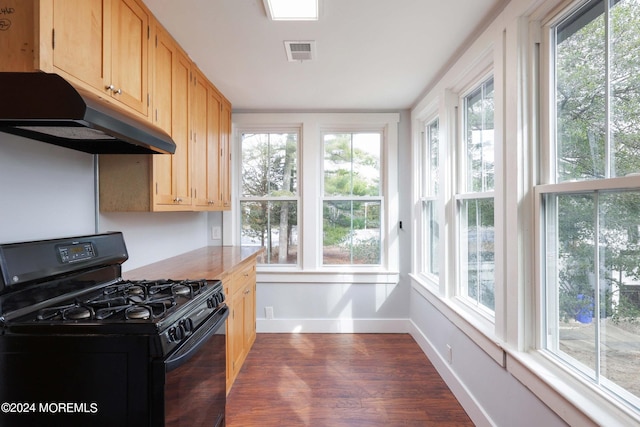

left=173, top=197, right=182, bottom=203
left=105, top=84, right=122, bottom=95
left=244, top=288, right=250, bottom=295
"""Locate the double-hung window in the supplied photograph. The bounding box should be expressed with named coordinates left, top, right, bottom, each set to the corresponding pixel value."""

left=457, top=76, right=495, bottom=313
left=239, top=131, right=299, bottom=265
left=322, top=132, right=382, bottom=265
left=539, top=0, right=640, bottom=410
left=422, top=118, right=440, bottom=278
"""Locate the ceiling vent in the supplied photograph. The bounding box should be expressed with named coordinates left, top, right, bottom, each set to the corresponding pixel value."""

left=284, top=41, right=316, bottom=62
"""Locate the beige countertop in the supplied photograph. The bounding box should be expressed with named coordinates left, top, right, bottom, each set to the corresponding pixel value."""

left=123, top=246, right=265, bottom=281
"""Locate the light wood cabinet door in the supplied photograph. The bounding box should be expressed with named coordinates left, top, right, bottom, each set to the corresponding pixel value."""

left=220, top=99, right=232, bottom=210
left=50, top=0, right=108, bottom=90
left=226, top=259, right=257, bottom=392
left=109, top=0, right=149, bottom=116
left=151, top=20, right=173, bottom=136
left=152, top=49, right=191, bottom=209
left=206, top=88, right=222, bottom=208
left=192, top=68, right=209, bottom=208
left=243, top=282, right=256, bottom=351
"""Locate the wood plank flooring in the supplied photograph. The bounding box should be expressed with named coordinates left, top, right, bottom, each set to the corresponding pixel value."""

left=226, top=333, right=473, bottom=426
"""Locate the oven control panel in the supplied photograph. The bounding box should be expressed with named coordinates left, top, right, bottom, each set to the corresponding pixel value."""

left=57, top=242, right=96, bottom=264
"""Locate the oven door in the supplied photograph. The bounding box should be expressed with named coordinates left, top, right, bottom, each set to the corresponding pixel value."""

left=161, top=306, right=228, bottom=427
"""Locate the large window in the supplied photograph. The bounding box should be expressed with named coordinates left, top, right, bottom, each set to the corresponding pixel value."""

left=422, top=118, right=440, bottom=278
left=240, top=132, right=299, bottom=264
left=540, top=0, right=640, bottom=410
left=322, top=132, right=382, bottom=265
left=458, top=76, right=495, bottom=313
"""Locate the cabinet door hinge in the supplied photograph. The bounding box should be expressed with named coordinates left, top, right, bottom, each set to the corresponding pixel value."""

left=155, top=34, right=158, bottom=47
left=155, top=182, right=158, bottom=194
left=147, top=93, right=150, bottom=107
left=52, top=29, right=55, bottom=49
left=147, top=25, right=150, bottom=40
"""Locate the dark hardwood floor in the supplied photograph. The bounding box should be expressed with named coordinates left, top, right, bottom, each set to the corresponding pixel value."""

left=226, top=333, right=474, bottom=426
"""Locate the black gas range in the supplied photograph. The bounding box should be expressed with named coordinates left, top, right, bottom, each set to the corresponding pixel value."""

left=0, top=232, right=228, bottom=427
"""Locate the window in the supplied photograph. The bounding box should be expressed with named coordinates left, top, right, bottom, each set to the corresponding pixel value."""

left=457, top=76, right=495, bottom=313
left=322, top=132, right=382, bottom=265
left=540, top=0, right=640, bottom=410
left=422, top=118, right=440, bottom=278
left=240, top=132, right=299, bottom=265
left=235, top=113, right=398, bottom=278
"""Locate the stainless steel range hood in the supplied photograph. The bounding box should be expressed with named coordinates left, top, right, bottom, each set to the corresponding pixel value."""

left=0, top=72, right=176, bottom=155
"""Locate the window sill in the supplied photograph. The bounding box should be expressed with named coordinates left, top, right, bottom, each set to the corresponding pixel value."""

left=257, top=269, right=399, bottom=284
left=507, top=350, right=640, bottom=427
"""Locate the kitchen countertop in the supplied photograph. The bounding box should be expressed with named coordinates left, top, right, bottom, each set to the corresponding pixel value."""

left=123, top=246, right=265, bottom=281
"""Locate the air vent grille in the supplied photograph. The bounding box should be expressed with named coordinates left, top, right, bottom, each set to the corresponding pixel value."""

left=284, top=41, right=316, bottom=62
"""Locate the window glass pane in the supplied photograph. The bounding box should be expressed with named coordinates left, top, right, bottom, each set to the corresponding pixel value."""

left=240, top=131, right=299, bottom=265
left=425, top=200, right=439, bottom=276
left=459, top=198, right=495, bottom=311
left=323, top=200, right=381, bottom=265
left=465, top=77, right=495, bottom=193
left=242, top=133, right=298, bottom=197
left=423, top=118, right=440, bottom=278
left=611, top=0, right=640, bottom=177
left=599, top=191, right=640, bottom=398
left=427, top=119, right=439, bottom=196
left=241, top=201, right=298, bottom=264
left=324, top=133, right=380, bottom=197
left=544, top=190, right=640, bottom=403
left=556, top=0, right=605, bottom=182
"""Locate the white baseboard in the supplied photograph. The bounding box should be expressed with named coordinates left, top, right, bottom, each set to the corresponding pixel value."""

left=256, top=318, right=411, bottom=333
left=408, top=320, right=493, bottom=427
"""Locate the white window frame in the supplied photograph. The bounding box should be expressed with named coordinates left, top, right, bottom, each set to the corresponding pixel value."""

left=320, top=130, right=384, bottom=267
left=232, top=113, right=399, bottom=284
left=455, top=73, right=497, bottom=320
left=419, top=115, right=441, bottom=286
left=238, top=128, right=301, bottom=267
left=536, top=0, right=640, bottom=415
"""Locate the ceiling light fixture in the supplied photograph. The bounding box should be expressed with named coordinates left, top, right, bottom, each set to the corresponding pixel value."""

left=263, top=0, right=319, bottom=21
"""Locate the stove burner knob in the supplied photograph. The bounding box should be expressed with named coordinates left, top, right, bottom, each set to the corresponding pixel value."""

left=207, top=297, right=215, bottom=308
left=168, top=325, right=186, bottom=342
left=182, top=318, right=194, bottom=332
left=215, top=293, right=225, bottom=305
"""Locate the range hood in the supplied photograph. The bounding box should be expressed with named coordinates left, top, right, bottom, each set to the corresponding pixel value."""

left=0, top=72, right=176, bottom=155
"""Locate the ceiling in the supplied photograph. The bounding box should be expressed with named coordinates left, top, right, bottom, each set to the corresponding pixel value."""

left=144, top=0, right=506, bottom=111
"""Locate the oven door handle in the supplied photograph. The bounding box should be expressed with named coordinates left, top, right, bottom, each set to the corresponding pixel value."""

left=164, top=306, right=229, bottom=372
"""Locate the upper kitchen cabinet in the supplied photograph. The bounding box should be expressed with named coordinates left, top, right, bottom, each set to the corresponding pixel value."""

left=1, top=0, right=150, bottom=118
left=108, top=0, right=149, bottom=116
left=150, top=27, right=192, bottom=210
left=100, top=40, right=231, bottom=213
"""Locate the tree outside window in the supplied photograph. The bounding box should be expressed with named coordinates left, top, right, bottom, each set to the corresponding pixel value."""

left=240, top=132, right=298, bottom=264
left=542, top=0, right=640, bottom=407
left=458, top=76, right=495, bottom=312
left=323, top=132, right=382, bottom=265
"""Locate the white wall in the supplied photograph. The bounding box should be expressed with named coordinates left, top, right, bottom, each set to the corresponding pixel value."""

left=0, top=134, right=96, bottom=242
left=99, top=212, right=209, bottom=271
left=0, top=132, right=213, bottom=270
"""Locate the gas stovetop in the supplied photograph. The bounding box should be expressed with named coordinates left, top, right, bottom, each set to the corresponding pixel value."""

left=35, top=278, right=220, bottom=323
left=0, top=233, right=226, bottom=356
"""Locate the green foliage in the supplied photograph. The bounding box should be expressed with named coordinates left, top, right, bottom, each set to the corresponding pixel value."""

left=352, top=237, right=381, bottom=264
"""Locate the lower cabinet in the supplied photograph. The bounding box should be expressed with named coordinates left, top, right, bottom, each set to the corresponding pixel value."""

left=225, top=257, right=257, bottom=393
